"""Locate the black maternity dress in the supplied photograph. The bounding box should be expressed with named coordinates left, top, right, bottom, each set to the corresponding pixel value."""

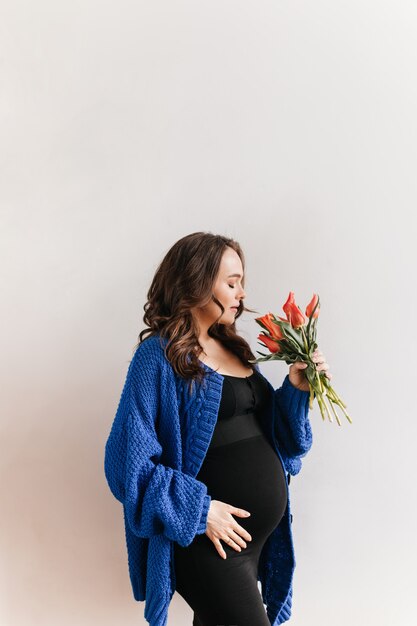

left=173, top=369, right=288, bottom=626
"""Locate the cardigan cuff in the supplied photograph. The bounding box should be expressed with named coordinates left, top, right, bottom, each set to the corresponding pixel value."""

left=275, top=374, right=313, bottom=458
left=281, top=373, right=311, bottom=409
left=279, top=374, right=311, bottom=428
left=196, top=493, right=211, bottom=534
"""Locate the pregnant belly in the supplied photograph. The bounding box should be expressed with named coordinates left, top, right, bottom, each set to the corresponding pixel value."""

left=196, top=433, right=288, bottom=546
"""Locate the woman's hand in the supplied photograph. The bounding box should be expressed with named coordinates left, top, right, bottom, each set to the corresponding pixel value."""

left=205, top=499, right=252, bottom=559
left=289, top=348, right=332, bottom=392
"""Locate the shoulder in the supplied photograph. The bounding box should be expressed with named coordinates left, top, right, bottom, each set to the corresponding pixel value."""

left=134, top=334, right=167, bottom=357
left=126, top=335, right=175, bottom=408
left=130, top=334, right=170, bottom=376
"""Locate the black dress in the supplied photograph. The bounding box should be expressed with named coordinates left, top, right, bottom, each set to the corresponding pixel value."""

left=173, top=369, right=288, bottom=626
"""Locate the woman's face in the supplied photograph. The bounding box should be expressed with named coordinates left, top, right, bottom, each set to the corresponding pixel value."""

left=193, top=247, right=247, bottom=329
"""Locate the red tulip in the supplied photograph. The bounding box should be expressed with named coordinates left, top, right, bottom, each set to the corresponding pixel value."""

left=282, top=291, right=306, bottom=328
left=306, top=293, right=320, bottom=319
left=258, top=333, right=281, bottom=353
left=256, top=312, right=285, bottom=340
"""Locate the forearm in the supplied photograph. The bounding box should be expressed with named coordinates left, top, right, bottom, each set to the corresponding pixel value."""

left=274, top=374, right=313, bottom=457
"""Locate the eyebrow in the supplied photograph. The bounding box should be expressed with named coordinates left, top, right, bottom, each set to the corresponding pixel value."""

left=228, top=273, right=243, bottom=278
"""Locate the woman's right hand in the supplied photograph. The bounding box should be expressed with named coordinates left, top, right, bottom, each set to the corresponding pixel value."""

left=205, top=499, right=252, bottom=559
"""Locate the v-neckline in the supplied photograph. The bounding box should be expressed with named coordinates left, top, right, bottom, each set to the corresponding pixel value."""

left=197, top=359, right=255, bottom=379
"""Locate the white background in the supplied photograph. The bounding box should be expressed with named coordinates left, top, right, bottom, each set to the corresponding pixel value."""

left=1, top=1, right=416, bottom=624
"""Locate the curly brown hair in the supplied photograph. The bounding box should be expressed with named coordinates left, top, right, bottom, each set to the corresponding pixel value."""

left=132, top=231, right=259, bottom=388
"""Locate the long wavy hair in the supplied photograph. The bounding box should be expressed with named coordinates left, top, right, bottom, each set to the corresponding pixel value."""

left=132, top=231, right=259, bottom=390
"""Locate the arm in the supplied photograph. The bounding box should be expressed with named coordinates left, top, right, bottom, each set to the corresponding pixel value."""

left=273, top=373, right=313, bottom=475
left=104, top=340, right=211, bottom=547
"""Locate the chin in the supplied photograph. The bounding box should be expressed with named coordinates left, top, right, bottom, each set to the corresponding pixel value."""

left=219, top=311, right=238, bottom=325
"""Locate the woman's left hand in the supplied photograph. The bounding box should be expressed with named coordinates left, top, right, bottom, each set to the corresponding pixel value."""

left=289, top=348, right=332, bottom=392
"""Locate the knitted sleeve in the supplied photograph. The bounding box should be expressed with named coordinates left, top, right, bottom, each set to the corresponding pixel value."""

left=273, top=374, right=313, bottom=476
left=104, top=340, right=211, bottom=547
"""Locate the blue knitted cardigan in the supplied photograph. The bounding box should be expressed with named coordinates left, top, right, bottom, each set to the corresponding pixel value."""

left=104, top=334, right=313, bottom=626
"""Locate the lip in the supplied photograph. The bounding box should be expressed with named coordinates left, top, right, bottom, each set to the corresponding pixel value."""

left=230, top=306, right=239, bottom=310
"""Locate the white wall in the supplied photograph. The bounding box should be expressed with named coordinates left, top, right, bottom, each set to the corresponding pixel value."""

left=1, top=1, right=416, bottom=624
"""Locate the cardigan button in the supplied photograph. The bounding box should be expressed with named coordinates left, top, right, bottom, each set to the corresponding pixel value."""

left=290, top=514, right=293, bottom=524
left=287, top=473, right=291, bottom=484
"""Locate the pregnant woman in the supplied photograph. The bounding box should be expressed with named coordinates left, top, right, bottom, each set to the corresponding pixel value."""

left=104, top=231, right=331, bottom=626
left=174, top=367, right=288, bottom=626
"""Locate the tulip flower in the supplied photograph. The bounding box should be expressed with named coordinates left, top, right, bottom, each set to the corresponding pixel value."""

left=258, top=333, right=281, bottom=353
left=283, top=291, right=306, bottom=328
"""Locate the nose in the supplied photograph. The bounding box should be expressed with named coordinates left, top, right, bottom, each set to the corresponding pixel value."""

left=232, top=285, right=246, bottom=306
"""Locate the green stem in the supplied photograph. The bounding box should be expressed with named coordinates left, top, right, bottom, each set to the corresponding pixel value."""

left=315, top=369, right=324, bottom=393
left=327, top=399, right=342, bottom=426
left=320, top=392, right=333, bottom=422
left=315, top=391, right=326, bottom=421
left=321, top=377, right=347, bottom=408
left=337, top=403, right=353, bottom=424
left=300, top=326, right=310, bottom=357
left=322, top=382, right=353, bottom=424
left=311, top=384, right=330, bottom=422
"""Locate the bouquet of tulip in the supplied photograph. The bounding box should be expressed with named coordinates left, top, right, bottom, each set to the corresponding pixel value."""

left=248, top=292, right=352, bottom=426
